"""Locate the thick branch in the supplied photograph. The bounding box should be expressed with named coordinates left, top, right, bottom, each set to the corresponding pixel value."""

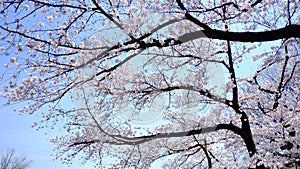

left=203, top=25, right=300, bottom=42
left=226, top=40, right=239, bottom=109
left=134, top=25, right=300, bottom=50
left=239, top=111, right=256, bottom=157
left=70, top=122, right=255, bottom=157
left=175, top=0, right=299, bottom=42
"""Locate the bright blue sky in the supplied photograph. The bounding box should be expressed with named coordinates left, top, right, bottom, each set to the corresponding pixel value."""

left=0, top=102, right=66, bottom=169
left=0, top=99, right=94, bottom=169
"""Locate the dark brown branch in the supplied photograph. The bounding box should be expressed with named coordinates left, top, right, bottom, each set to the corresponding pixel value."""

left=251, top=0, right=262, bottom=7
left=127, top=25, right=300, bottom=51
left=71, top=121, right=255, bottom=157
left=238, top=111, right=256, bottom=157
left=69, top=140, right=97, bottom=147
left=199, top=144, right=212, bottom=168
left=201, top=25, right=300, bottom=42
left=176, top=0, right=212, bottom=30
left=273, top=53, right=289, bottom=109
left=164, top=0, right=299, bottom=43
left=226, top=40, right=239, bottom=109
left=282, top=61, right=299, bottom=89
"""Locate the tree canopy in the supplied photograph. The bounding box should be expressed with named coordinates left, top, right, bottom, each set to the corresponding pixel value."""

left=0, top=0, right=299, bottom=168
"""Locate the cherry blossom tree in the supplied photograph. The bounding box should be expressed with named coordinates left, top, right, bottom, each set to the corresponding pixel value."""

left=0, top=0, right=299, bottom=168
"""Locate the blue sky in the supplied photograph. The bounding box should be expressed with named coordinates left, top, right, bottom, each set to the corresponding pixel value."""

left=0, top=96, right=94, bottom=169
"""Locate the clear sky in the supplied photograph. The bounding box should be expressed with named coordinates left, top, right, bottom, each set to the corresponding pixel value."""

left=0, top=94, right=94, bottom=169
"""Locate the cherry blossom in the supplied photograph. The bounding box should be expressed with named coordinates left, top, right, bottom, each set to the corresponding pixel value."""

left=0, top=0, right=299, bottom=168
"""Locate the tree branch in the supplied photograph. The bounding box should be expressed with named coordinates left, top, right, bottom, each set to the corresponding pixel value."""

left=189, top=25, right=300, bottom=42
